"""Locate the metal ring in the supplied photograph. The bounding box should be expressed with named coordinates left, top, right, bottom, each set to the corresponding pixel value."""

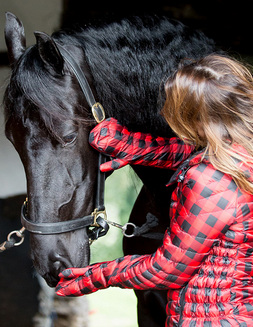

left=7, top=230, right=25, bottom=247
left=122, top=223, right=137, bottom=238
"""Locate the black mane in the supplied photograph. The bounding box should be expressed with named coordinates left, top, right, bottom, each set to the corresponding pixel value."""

left=4, top=16, right=216, bottom=136
left=53, top=16, right=216, bottom=135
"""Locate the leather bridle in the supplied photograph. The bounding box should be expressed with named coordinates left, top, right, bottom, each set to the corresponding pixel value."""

left=20, top=43, right=110, bottom=240
left=1, top=41, right=161, bottom=253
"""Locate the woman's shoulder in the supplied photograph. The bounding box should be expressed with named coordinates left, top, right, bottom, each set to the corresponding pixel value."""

left=186, top=159, right=238, bottom=194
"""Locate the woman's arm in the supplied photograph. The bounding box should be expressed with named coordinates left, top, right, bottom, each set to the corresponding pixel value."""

left=56, top=164, right=237, bottom=297
left=89, top=118, right=195, bottom=172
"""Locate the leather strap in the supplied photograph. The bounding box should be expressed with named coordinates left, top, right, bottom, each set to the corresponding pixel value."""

left=95, top=154, right=106, bottom=211
left=21, top=202, right=95, bottom=234
left=57, top=43, right=96, bottom=108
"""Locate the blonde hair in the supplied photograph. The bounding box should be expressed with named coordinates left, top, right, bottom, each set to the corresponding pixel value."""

left=161, top=54, right=253, bottom=194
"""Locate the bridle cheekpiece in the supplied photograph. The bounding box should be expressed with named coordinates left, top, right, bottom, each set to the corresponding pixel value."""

left=20, top=42, right=109, bottom=241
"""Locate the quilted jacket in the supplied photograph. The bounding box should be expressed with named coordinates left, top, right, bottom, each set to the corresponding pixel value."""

left=57, top=118, right=253, bottom=327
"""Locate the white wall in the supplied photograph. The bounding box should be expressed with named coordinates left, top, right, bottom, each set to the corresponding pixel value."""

left=0, top=68, right=26, bottom=197
left=0, top=0, right=63, bottom=197
left=0, top=0, right=63, bottom=51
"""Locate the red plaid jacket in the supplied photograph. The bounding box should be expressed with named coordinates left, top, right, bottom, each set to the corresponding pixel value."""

left=57, top=119, right=253, bottom=327
left=88, top=118, right=195, bottom=172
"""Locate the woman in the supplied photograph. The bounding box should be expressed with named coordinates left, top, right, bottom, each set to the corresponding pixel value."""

left=56, top=55, right=253, bottom=327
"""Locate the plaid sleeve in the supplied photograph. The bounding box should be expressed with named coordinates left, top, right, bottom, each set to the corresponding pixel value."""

left=56, top=163, right=237, bottom=297
left=89, top=117, right=195, bottom=170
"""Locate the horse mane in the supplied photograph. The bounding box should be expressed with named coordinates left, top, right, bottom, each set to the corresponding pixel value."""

left=54, top=16, right=216, bottom=135
left=4, top=16, right=216, bottom=137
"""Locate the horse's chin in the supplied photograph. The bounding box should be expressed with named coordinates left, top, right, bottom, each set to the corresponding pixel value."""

left=43, top=272, right=60, bottom=288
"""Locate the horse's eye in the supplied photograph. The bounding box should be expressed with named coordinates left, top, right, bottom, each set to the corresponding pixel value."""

left=62, top=132, right=77, bottom=146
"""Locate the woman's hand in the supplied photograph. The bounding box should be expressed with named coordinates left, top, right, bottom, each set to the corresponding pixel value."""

left=56, top=266, right=101, bottom=297
left=89, top=117, right=194, bottom=172
left=89, top=117, right=140, bottom=172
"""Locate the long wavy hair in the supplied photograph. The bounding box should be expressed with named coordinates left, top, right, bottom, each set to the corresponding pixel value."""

left=161, top=54, right=253, bottom=194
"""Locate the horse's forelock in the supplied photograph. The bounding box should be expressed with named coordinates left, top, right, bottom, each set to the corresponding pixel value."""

left=4, top=44, right=92, bottom=137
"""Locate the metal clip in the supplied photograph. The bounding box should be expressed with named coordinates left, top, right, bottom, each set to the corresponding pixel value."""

left=107, top=221, right=137, bottom=238
left=7, top=227, right=26, bottom=247
left=91, top=208, right=107, bottom=227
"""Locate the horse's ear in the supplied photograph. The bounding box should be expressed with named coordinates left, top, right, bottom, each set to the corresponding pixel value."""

left=5, top=12, right=26, bottom=66
left=34, top=31, right=64, bottom=75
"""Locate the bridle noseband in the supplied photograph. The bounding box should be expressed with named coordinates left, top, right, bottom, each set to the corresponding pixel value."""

left=20, top=43, right=109, bottom=241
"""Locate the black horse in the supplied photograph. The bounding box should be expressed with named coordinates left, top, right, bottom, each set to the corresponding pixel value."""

left=3, top=12, right=216, bottom=327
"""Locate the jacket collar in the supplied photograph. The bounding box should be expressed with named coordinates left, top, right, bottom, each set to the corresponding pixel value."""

left=167, top=144, right=253, bottom=187
left=166, top=150, right=205, bottom=187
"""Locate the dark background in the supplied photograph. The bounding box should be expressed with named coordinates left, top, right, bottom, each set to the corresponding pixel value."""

left=0, top=1, right=252, bottom=326
left=60, top=0, right=253, bottom=56
left=1, top=0, right=253, bottom=66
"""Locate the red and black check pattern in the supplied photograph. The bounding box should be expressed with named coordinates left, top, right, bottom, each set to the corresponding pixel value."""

left=89, top=117, right=195, bottom=172
left=56, top=131, right=253, bottom=327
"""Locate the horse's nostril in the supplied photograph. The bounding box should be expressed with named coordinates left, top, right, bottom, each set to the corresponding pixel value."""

left=51, top=252, right=71, bottom=269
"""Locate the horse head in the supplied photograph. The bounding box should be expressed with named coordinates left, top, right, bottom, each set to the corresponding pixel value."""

left=4, top=13, right=101, bottom=286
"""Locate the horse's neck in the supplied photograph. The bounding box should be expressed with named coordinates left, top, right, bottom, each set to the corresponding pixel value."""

left=78, top=35, right=174, bottom=186
left=102, top=94, right=173, bottom=188
left=131, top=165, right=173, bottom=191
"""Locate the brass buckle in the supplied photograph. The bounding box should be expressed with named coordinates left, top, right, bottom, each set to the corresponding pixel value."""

left=92, top=102, right=105, bottom=123
left=91, top=208, right=107, bottom=227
